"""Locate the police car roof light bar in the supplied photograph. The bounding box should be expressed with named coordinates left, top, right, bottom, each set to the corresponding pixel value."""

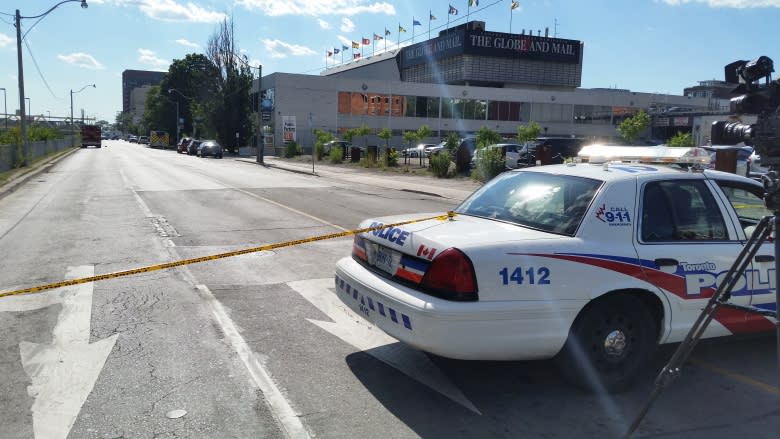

left=577, top=144, right=711, bottom=165
left=623, top=214, right=778, bottom=438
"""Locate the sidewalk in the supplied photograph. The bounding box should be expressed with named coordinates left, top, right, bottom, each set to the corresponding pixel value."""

left=236, top=155, right=483, bottom=201
left=0, top=147, right=79, bottom=200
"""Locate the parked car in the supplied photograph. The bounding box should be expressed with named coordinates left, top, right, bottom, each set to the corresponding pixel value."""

left=176, top=137, right=192, bottom=154
left=401, top=144, right=428, bottom=158
left=471, top=143, right=529, bottom=170
left=186, top=139, right=202, bottom=155
left=197, top=140, right=223, bottom=158
left=128, top=135, right=138, bottom=143
left=138, top=135, right=150, bottom=145
left=323, top=140, right=352, bottom=155
left=424, top=141, right=449, bottom=157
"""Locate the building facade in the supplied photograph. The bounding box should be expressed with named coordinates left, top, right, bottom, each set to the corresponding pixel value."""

left=254, top=21, right=710, bottom=152
left=122, top=70, right=165, bottom=114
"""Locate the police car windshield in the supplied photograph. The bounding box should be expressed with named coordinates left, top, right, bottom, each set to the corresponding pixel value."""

left=455, top=171, right=602, bottom=236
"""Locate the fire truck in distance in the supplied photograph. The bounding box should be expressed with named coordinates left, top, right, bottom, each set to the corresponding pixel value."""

left=80, top=125, right=102, bottom=148
left=149, top=130, right=170, bottom=149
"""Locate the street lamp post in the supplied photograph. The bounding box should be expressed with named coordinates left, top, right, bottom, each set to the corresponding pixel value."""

left=15, top=0, right=89, bottom=166
left=71, top=84, right=95, bottom=142
left=168, top=88, right=193, bottom=146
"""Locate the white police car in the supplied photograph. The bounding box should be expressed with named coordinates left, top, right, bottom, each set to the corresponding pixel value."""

left=335, top=145, right=777, bottom=392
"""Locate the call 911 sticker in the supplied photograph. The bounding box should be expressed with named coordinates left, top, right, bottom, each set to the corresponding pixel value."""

left=595, top=204, right=632, bottom=226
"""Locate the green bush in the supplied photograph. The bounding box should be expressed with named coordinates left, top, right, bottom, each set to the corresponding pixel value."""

left=430, top=152, right=451, bottom=178
left=284, top=141, right=299, bottom=158
left=329, top=146, right=344, bottom=163
left=315, top=142, right=324, bottom=160
left=382, top=149, right=400, bottom=167
left=475, top=147, right=506, bottom=182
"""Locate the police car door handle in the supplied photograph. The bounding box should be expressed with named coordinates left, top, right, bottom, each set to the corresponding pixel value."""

left=654, top=258, right=679, bottom=267
left=755, top=255, right=775, bottom=263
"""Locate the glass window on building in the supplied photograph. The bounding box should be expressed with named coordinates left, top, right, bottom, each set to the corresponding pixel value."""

left=532, top=103, right=573, bottom=123
left=338, top=92, right=350, bottom=114
left=574, top=105, right=613, bottom=124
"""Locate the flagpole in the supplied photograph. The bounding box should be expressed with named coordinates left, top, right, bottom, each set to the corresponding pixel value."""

left=447, top=9, right=450, bottom=31
left=384, top=28, right=387, bottom=51
left=412, top=18, right=415, bottom=43
left=428, top=10, right=431, bottom=40
left=510, top=8, right=513, bottom=34
left=397, top=23, right=400, bottom=47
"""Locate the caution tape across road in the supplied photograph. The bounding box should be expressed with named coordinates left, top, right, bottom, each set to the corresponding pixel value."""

left=0, top=212, right=456, bottom=299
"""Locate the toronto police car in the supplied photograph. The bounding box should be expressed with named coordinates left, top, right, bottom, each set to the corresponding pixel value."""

left=334, top=145, right=778, bottom=392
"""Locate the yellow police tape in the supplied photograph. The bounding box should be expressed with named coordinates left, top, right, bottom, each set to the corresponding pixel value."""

left=0, top=211, right=457, bottom=299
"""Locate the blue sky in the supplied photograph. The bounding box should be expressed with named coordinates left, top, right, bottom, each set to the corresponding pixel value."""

left=1, top=0, right=779, bottom=123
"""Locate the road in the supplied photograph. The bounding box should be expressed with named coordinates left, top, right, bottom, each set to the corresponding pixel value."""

left=0, top=140, right=777, bottom=439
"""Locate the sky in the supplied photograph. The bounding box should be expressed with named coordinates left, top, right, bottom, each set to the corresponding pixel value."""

left=0, top=0, right=779, bottom=124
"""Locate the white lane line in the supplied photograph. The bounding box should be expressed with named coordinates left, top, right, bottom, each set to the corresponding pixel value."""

left=123, top=181, right=309, bottom=439
left=196, top=284, right=310, bottom=439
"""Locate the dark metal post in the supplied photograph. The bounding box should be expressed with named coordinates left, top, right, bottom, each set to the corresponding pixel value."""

left=16, top=9, right=28, bottom=166
left=0, top=87, right=7, bottom=130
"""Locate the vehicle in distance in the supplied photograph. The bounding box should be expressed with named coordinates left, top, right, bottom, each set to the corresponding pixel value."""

left=149, top=130, right=169, bottom=149
left=80, top=125, right=102, bottom=148
left=176, top=137, right=192, bottom=154
left=128, top=135, right=138, bottom=143
left=472, top=143, right=528, bottom=170
left=335, top=145, right=776, bottom=393
left=323, top=140, right=352, bottom=155
left=401, top=143, right=433, bottom=158
left=186, top=139, right=202, bottom=155
left=197, top=140, right=223, bottom=158
left=138, top=136, right=150, bottom=145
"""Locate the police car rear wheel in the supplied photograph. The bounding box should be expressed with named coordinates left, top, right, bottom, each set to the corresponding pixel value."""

left=556, top=294, right=657, bottom=393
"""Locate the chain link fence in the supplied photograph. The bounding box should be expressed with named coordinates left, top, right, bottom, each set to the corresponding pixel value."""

left=0, top=137, right=75, bottom=173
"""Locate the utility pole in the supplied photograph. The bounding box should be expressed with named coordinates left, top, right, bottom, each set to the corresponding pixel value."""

left=16, top=9, right=28, bottom=166
left=256, top=64, right=264, bottom=165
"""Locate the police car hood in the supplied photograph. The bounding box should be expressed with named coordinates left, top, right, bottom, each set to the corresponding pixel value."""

left=359, top=212, right=561, bottom=253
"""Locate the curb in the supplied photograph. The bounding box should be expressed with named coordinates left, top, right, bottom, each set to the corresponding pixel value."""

left=0, top=147, right=79, bottom=201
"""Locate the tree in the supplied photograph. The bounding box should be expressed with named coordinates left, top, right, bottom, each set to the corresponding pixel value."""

left=517, top=121, right=542, bottom=143
left=617, top=110, right=651, bottom=144
left=444, top=132, right=460, bottom=156
left=668, top=131, right=694, bottom=147
left=475, top=125, right=501, bottom=149
left=206, top=17, right=254, bottom=153
left=141, top=86, right=175, bottom=137
left=162, top=53, right=220, bottom=139
left=377, top=127, right=392, bottom=150
left=402, top=130, right=418, bottom=149
left=416, top=124, right=432, bottom=143
left=357, top=123, right=371, bottom=148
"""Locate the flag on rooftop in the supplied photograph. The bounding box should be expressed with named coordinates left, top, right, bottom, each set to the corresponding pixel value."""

left=351, top=41, right=359, bottom=49
left=385, top=28, right=391, bottom=36
left=334, top=48, right=340, bottom=54
left=430, top=12, right=437, bottom=20
left=362, top=37, right=370, bottom=45
left=449, top=5, right=458, bottom=15
left=413, top=18, right=421, bottom=26
left=511, top=1, right=520, bottom=10
left=469, top=0, right=479, bottom=6
left=399, top=24, right=407, bottom=32
left=373, top=33, right=383, bottom=40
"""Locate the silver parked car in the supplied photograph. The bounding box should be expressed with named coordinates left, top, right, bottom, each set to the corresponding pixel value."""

left=197, top=140, right=223, bottom=158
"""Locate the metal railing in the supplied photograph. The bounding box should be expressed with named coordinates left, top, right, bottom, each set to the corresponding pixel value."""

left=0, top=136, right=75, bottom=173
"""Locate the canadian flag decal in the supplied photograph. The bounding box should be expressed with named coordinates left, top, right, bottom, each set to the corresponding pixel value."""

left=417, top=245, right=437, bottom=260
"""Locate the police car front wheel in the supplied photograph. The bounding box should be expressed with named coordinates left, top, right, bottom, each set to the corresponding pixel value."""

left=555, top=294, right=658, bottom=393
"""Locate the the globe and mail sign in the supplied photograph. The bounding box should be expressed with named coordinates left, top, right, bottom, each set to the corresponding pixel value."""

left=399, top=22, right=583, bottom=88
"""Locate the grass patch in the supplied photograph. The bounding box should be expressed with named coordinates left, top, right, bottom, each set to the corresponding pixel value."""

left=0, top=146, right=78, bottom=187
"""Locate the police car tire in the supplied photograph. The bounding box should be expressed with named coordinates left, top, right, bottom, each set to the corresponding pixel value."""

left=555, top=294, right=657, bottom=393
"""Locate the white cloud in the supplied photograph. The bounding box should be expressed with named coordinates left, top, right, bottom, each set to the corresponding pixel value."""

left=138, top=49, right=170, bottom=70
left=661, top=0, right=780, bottom=7
left=174, top=39, right=199, bottom=48
left=0, top=33, right=12, bottom=47
left=341, top=17, right=355, bottom=32
left=57, top=52, right=105, bottom=70
left=236, top=0, right=395, bottom=16
left=113, top=0, right=226, bottom=22
left=337, top=36, right=353, bottom=47
left=318, top=19, right=331, bottom=29
left=262, top=39, right=316, bottom=58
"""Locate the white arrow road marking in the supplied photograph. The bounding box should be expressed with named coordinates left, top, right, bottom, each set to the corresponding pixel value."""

left=288, top=279, right=481, bottom=415
left=0, top=265, right=118, bottom=439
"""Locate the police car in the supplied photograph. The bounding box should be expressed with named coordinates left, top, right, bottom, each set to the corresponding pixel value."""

left=334, top=145, right=777, bottom=392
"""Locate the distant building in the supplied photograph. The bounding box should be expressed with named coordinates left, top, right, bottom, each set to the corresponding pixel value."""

left=252, top=21, right=709, bottom=153
left=129, top=85, right=152, bottom=125
left=683, top=80, right=736, bottom=111
left=122, top=69, right=165, bottom=114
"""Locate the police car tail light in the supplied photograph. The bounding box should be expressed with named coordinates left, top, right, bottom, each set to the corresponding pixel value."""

left=352, top=234, right=368, bottom=262
left=420, top=248, right=479, bottom=301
